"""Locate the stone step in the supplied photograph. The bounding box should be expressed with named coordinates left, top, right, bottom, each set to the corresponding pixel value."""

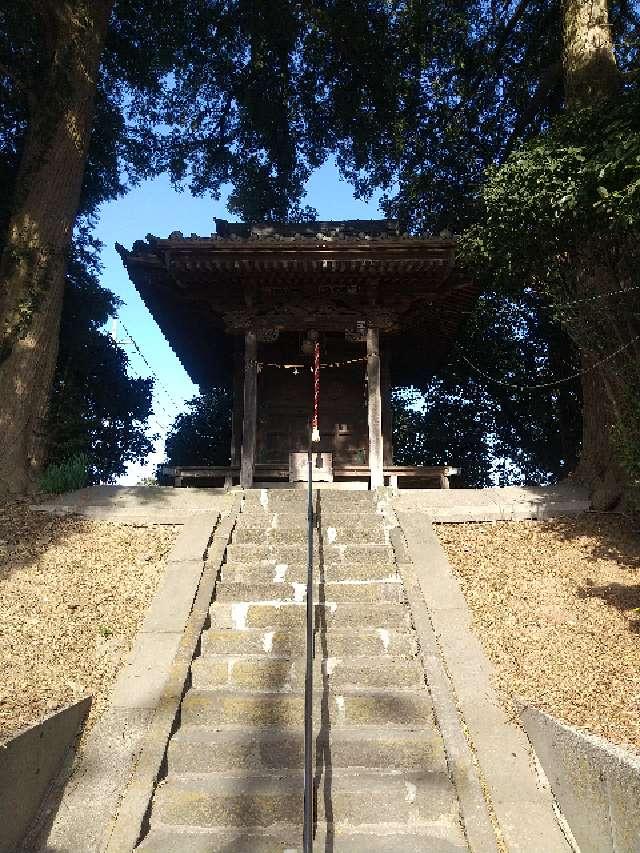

left=167, top=724, right=447, bottom=774
left=209, top=601, right=411, bottom=632
left=201, top=628, right=418, bottom=658
left=226, top=543, right=392, bottom=565
left=238, top=514, right=382, bottom=533
left=324, top=492, right=379, bottom=502
left=191, top=655, right=424, bottom=690
left=148, top=770, right=458, bottom=831
left=137, top=826, right=467, bottom=853
left=180, top=687, right=433, bottom=727
left=214, top=580, right=403, bottom=604
left=242, top=490, right=376, bottom=505
left=221, top=561, right=400, bottom=583
left=233, top=524, right=386, bottom=545
left=241, top=499, right=377, bottom=511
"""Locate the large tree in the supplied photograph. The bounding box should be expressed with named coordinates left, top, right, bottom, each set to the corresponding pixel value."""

left=458, top=0, right=640, bottom=507
left=325, top=0, right=637, bottom=503
left=0, top=0, right=185, bottom=493
left=561, top=0, right=634, bottom=506
left=0, top=2, right=114, bottom=493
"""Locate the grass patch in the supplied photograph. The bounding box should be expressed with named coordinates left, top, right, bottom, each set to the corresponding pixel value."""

left=40, top=453, right=89, bottom=495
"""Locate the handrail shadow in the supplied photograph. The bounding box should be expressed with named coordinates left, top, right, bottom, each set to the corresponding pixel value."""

left=313, top=492, right=334, bottom=851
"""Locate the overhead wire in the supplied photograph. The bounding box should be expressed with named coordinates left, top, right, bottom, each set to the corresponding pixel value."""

left=110, top=317, right=177, bottom=431
left=112, top=281, right=640, bottom=402
left=450, top=278, right=640, bottom=392
left=116, top=317, right=183, bottom=409
left=459, top=333, right=640, bottom=392
left=509, top=283, right=640, bottom=313
left=123, top=359, right=174, bottom=429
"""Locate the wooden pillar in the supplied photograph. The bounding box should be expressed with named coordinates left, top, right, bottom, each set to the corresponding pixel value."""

left=367, top=328, right=384, bottom=490
left=381, top=346, right=393, bottom=466
left=230, top=341, right=244, bottom=468
left=240, top=330, right=257, bottom=489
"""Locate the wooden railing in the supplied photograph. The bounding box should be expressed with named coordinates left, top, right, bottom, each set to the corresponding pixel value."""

left=158, top=463, right=460, bottom=489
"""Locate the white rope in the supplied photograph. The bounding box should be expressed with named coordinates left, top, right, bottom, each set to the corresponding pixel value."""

left=459, top=333, right=640, bottom=391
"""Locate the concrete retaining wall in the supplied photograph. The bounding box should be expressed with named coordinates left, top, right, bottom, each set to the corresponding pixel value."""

left=520, top=704, right=640, bottom=853
left=0, top=697, right=91, bottom=853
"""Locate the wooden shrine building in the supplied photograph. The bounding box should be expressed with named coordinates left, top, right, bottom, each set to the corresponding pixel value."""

left=118, top=219, right=476, bottom=489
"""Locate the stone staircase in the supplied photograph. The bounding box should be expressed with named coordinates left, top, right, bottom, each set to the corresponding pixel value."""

left=136, top=490, right=468, bottom=852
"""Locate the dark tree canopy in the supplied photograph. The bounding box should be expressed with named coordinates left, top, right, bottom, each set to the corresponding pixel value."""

left=151, top=0, right=411, bottom=221
left=393, top=291, right=581, bottom=486
left=46, top=234, right=154, bottom=484
left=340, top=0, right=640, bottom=233
left=2, top=0, right=637, bottom=494
left=165, top=388, right=232, bottom=467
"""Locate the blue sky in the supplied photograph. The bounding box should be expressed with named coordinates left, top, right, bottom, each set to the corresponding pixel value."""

left=94, top=158, right=382, bottom=482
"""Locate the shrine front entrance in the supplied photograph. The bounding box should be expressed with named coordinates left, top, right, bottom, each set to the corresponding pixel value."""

left=245, top=332, right=381, bottom=463
left=233, top=329, right=389, bottom=489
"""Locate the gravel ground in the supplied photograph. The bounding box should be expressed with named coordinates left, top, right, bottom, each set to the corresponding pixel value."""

left=0, top=500, right=177, bottom=742
left=437, top=513, right=640, bottom=751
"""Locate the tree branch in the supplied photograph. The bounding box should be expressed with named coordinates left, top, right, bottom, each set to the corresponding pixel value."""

left=0, top=61, right=38, bottom=113
left=217, top=91, right=233, bottom=148
left=504, top=60, right=563, bottom=151
left=468, top=0, right=532, bottom=93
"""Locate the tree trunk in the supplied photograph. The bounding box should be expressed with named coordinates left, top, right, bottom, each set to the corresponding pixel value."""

left=0, top=1, right=113, bottom=494
left=569, top=248, right=640, bottom=507
left=577, top=348, right=628, bottom=508
left=563, top=0, right=619, bottom=104
left=562, top=0, right=628, bottom=508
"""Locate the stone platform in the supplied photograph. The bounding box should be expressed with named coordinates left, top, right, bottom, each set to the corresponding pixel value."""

left=35, top=482, right=590, bottom=526
left=394, top=483, right=590, bottom=522
left=35, top=486, right=236, bottom=523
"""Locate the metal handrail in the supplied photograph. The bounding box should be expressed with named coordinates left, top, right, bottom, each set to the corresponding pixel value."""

left=303, top=432, right=314, bottom=852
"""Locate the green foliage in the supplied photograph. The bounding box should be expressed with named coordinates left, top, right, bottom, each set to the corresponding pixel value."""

left=165, top=388, right=232, bottom=466
left=45, top=234, right=155, bottom=483
left=136, top=476, right=158, bottom=487
left=39, top=453, right=89, bottom=495
left=459, top=90, right=640, bottom=295
left=342, top=0, right=567, bottom=232
left=4, top=0, right=639, bottom=229
left=153, top=1, right=410, bottom=220
left=393, top=388, right=495, bottom=487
